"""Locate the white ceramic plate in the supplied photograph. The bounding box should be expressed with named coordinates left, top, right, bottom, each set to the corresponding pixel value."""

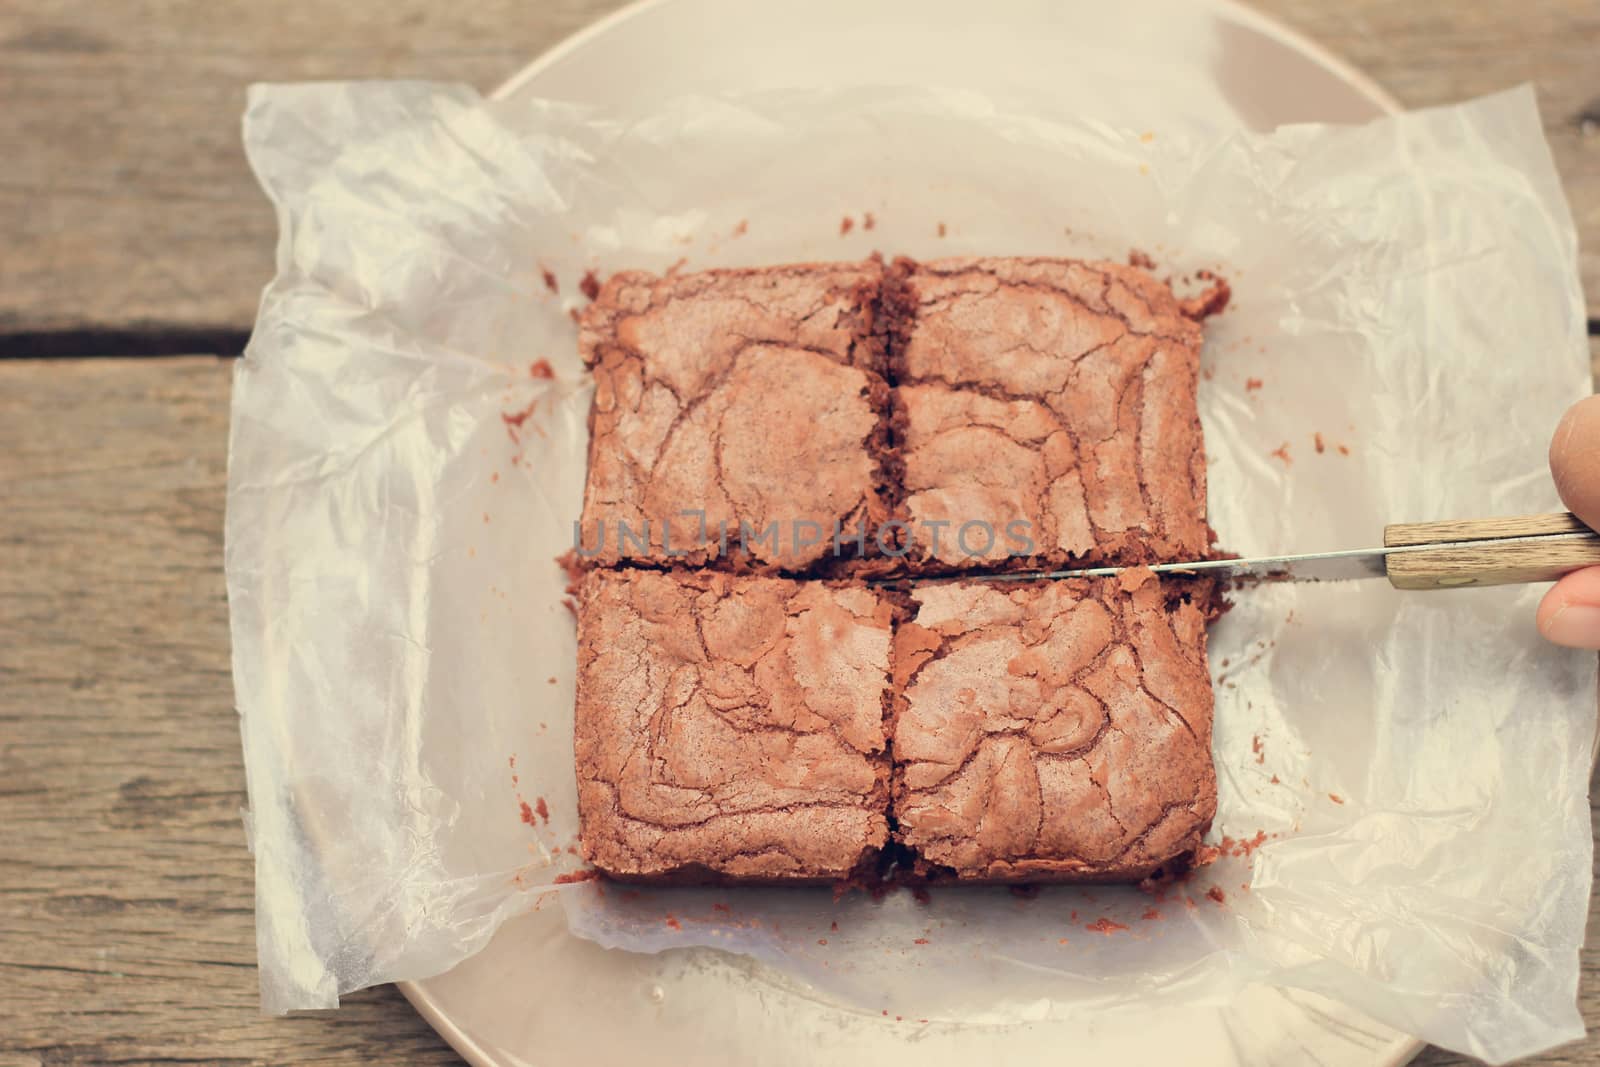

left=402, top=2, right=1416, bottom=1063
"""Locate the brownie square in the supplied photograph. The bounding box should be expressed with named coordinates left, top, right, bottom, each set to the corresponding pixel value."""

left=890, top=570, right=1215, bottom=882
left=575, top=568, right=893, bottom=883
left=887, top=256, right=1209, bottom=571
left=577, top=261, right=889, bottom=572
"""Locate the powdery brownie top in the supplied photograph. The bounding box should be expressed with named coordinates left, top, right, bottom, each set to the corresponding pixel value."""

left=575, top=569, right=893, bottom=883
left=890, top=256, right=1208, bottom=569
left=578, top=262, right=889, bottom=571
left=891, top=569, right=1215, bottom=882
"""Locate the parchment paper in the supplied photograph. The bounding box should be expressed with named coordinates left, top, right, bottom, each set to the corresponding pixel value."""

left=231, top=82, right=1594, bottom=1063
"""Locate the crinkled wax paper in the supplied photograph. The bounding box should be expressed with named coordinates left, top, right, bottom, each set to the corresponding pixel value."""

left=230, top=82, right=1594, bottom=1062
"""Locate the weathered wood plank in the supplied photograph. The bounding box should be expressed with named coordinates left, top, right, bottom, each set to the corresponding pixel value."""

left=1, top=348, right=1598, bottom=1061
left=0, top=0, right=630, bottom=337
left=0, top=0, right=1595, bottom=338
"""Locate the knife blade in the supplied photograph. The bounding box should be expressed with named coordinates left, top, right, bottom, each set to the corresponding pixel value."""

left=905, top=513, right=1600, bottom=591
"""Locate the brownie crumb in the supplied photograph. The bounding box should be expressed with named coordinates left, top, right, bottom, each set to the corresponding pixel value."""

left=1245, top=377, right=1264, bottom=392
left=863, top=211, right=877, bottom=231
left=1128, top=248, right=1157, bottom=270
left=541, top=267, right=559, bottom=294
left=936, top=222, right=947, bottom=238
left=1179, top=270, right=1231, bottom=320
left=579, top=270, right=601, bottom=301
left=1270, top=443, right=1292, bottom=465
left=1313, top=431, right=1326, bottom=454
left=1085, top=918, right=1128, bottom=935
left=1206, top=886, right=1226, bottom=905
left=732, top=219, right=748, bottom=238
left=840, top=216, right=855, bottom=236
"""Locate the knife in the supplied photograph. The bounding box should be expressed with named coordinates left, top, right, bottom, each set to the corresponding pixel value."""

left=980, top=512, right=1600, bottom=590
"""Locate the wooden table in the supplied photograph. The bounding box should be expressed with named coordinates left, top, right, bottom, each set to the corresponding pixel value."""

left=0, top=2, right=1595, bottom=1064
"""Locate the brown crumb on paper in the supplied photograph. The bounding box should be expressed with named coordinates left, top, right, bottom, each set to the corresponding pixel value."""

left=1207, top=886, right=1226, bottom=905
left=1245, top=377, right=1264, bottom=392
left=1179, top=270, right=1231, bottom=320
left=1085, top=918, right=1128, bottom=935
left=936, top=222, right=947, bottom=238
left=1128, top=248, right=1156, bottom=270
left=540, top=267, right=559, bottom=294
left=553, top=869, right=601, bottom=885
left=1338, top=444, right=1351, bottom=456
left=839, top=216, right=855, bottom=236
left=732, top=219, right=748, bottom=238
left=1314, top=431, right=1326, bottom=454
left=1270, top=443, right=1292, bottom=465
left=862, top=211, right=876, bottom=231
left=529, top=359, right=555, bottom=379
left=1329, top=793, right=1346, bottom=805
left=579, top=270, right=601, bottom=301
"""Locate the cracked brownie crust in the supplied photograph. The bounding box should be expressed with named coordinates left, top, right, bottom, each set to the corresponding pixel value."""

left=890, top=569, right=1215, bottom=882
left=578, top=262, right=891, bottom=572
left=887, top=256, right=1209, bottom=571
left=575, top=569, right=894, bottom=883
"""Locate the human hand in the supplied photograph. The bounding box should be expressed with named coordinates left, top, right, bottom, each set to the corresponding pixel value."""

left=1538, top=395, right=1600, bottom=648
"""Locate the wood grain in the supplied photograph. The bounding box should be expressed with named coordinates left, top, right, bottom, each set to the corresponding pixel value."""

left=0, top=347, right=1597, bottom=1064
left=0, top=0, right=1596, bottom=338
left=1383, top=513, right=1600, bottom=590
left=1385, top=532, right=1600, bottom=590
left=1385, top=513, right=1592, bottom=546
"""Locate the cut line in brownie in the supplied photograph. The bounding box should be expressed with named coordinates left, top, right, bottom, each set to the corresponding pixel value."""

left=576, top=261, right=892, bottom=574
left=575, top=568, right=894, bottom=884
left=885, top=255, right=1210, bottom=573
left=890, top=568, right=1216, bottom=883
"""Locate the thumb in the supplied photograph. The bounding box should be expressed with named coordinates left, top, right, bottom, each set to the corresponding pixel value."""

left=1541, top=395, right=1600, bottom=649
left=1539, top=568, right=1600, bottom=649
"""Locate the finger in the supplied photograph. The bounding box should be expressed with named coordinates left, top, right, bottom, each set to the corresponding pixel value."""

left=1538, top=566, right=1600, bottom=649
left=1549, top=394, right=1600, bottom=530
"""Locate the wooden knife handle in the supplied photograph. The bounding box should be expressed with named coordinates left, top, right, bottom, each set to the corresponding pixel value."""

left=1382, top=512, right=1600, bottom=590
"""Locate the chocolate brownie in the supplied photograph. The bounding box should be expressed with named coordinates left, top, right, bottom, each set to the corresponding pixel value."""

left=575, top=568, right=893, bottom=883
left=890, top=568, right=1215, bottom=882
left=577, top=262, right=889, bottom=572
left=886, top=256, right=1209, bottom=571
